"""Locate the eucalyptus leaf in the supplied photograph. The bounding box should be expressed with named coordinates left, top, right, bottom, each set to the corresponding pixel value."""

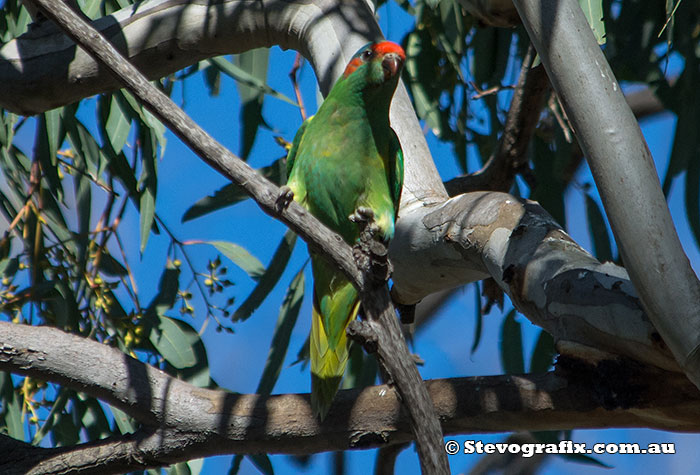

left=232, top=230, right=296, bottom=321
left=256, top=267, right=305, bottom=396
left=149, top=315, right=199, bottom=369
left=500, top=309, right=524, bottom=374
left=204, top=241, right=266, bottom=281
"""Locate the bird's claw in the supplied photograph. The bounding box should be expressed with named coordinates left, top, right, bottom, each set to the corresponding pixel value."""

left=350, top=207, right=391, bottom=285
left=276, top=185, right=294, bottom=211
left=349, top=207, right=374, bottom=223
left=350, top=207, right=379, bottom=239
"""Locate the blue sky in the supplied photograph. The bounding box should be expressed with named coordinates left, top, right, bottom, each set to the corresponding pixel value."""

left=4, top=1, right=700, bottom=473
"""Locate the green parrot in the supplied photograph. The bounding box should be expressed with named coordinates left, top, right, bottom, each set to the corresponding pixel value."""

left=286, top=41, right=406, bottom=419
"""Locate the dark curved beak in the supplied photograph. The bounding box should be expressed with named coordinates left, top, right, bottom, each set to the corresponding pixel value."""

left=382, top=52, right=404, bottom=79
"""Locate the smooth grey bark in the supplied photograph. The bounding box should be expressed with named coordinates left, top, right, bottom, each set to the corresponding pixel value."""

left=512, top=0, right=700, bottom=390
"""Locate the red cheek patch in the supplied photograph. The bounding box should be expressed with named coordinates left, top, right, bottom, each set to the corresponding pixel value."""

left=343, top=57, right=364, bottom=77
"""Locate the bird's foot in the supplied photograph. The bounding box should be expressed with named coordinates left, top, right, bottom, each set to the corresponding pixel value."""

left=351, top=207, right=391, bottom=286
left=349, top=207, right=380, bottom=236
left=276, top=185, right=294, bottom=211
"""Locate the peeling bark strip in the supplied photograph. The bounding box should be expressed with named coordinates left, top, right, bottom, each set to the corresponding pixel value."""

left=2, top=321, right=700, bottom=474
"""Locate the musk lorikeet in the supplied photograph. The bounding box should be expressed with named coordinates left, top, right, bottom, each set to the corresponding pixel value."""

left=286, top=41, right=406, bottom=419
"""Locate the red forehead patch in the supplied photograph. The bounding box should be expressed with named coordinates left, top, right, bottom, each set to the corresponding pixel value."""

left=343, top=41, right=406, bottom=77
left=372, top=41, right=406, bottom=61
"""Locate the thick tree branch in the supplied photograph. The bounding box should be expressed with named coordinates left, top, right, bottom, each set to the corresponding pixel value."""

left=25, top=0, right=448, bottom=472
left=390, top=192, right=678, bottom=372
left=2, top=321, right=700, bottom=474
left=512, top=0, right=700, bottom=390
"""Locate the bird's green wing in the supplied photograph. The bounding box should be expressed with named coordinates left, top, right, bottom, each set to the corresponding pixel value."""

left=286, top=115, right=313, bottom=179
left=389, top=129, right=404, bottom=212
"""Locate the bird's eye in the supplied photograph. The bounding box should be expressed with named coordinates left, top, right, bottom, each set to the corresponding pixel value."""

left=361, top=50, right=374, bottom=61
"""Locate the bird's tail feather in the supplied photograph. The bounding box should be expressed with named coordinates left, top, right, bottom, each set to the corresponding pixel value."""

left=309, top=256, right=360, bottom=419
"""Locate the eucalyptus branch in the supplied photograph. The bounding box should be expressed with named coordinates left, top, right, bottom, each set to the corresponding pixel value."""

left=2, top=321, right=700, bottom=474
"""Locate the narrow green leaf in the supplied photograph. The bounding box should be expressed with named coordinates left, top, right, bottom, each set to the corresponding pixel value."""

left=105, top=94, right=131, bottom=153
left=685, top=145, right=700, bottom=251
left=138, top=125, right=158, bottom=252
left=578, top=0, right=606, bottom=45
left=36, top=111, right=64, bottom=201
left=119, top=89, right=167, bottom=157
left=170, top=462, right=192, bottom=475
left=51, top=408, right=81, bottom=447
left=139, top=188, right=155, bottom=253
left=147, top=261, right=181, bottom=317
left=73, top=149, right=92, bottom=257
left=44, top=107, right=62, bottom=161
left=203, top=241, right=266, bottom=280
left=531, top=134, right=568, bottom=226
left=110, top=406, right=136, bottom=434
left=149, top=315, right=198, bottom=369
left=471, top=281, right=483, bottom=354
left=405, top=30, right=444, bottom=136
left=233, top=230, right=296, bottom=321
left=50, top=280, right=81, bottom=330
left=236, top=49, right=270, bottom=160
left=98, top=252, right=129, bottom=277
left=203, top=61, right=221, bottom=96
left=584, top=194, right=613, bottom=262
left=67, top=119, right=107, bottom=181
left=0, top=372, right=24, bottom=439
left=0, top=256, right=20, bottom=278
left=32, top=389, right=70, bottom=445
left=439, top=0, right=466, bottom=55
left=187, top=458, right=205, bottom=475
left=209, top=56, right=296, bottom=106
left=40, top=189, right=76, bottom=255
left=182, top=157, right=286, bottom=221
left=293, top=335, right=310, bottom=369
left=81, top=0, right=102, bottom=19
left=168, top=320, right=212, bottom=388
left=77, top=393, right=112, bottom=440
left=256, top=267, right=305, bottom=396
left=529, top=330, right=556, bottom=373
left=109, top=150, right=139, bottom=198
left=229, top=455, right=243, bottom=475
left=500, top=309, right=524, bottom=374
left=344, top=341, right=378, bottom=390
left=249, top=454, right=274, bottom=475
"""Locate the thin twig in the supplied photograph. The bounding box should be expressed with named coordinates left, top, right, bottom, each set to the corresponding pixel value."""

left=289, top=52, right=307, bottom=121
